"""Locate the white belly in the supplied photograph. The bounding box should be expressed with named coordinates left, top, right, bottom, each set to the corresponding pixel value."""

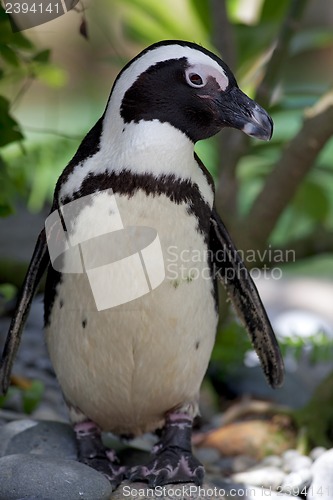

left=45, top=191, right=218, bottom=435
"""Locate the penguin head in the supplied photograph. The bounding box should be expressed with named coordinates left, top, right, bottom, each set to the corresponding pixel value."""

left=107, top=40, right=273, bottom=144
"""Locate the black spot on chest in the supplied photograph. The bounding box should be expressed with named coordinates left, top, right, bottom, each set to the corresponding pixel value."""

left=46, top=167, right=217, bottom=325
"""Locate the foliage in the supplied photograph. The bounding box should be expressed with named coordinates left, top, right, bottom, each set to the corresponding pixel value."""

left=293, top=371, right=333, bottom=447
left=0, top=4, right=66, bottom=216
left=0, top=379, right=44, bottom=414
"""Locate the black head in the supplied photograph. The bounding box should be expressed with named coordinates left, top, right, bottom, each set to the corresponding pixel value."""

left=113, top=40, right=273, bottom=144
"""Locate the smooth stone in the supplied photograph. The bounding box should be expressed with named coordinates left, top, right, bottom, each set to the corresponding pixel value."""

left=0, top=454, right=112, bottom=500
left=308, top=448, right=333, bottom=500
left=3, top=420, right=77, bottom=459
left=283, top=454, right=312, bottom=473
left=310, top=446, right=326, bottom=461
left=281, top=469, right=313, bottom=492
left=232, top=466, right=286, bottom=490
left=261, top=455, right=283, bottom=468
left=0, top=419, right=37, bottom=457
left=282, top=449, right=300, bottom=463
left=32, top=403, right=67, bottom=422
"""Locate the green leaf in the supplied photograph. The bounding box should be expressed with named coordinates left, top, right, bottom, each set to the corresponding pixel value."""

left=0, top=44, right=20, bottom=66
left=22, top=380, right=44, bottom=414
left=33, top=49, right=51, bottom=63
left=0, top=95, right=24, bottom=146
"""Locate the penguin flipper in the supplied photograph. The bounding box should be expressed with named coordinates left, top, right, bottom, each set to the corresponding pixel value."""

left=0, top=228, right=49, bottom=395
left=210, top=207, right=284, bottom=388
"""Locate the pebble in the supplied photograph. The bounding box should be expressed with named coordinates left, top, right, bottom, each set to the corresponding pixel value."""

left=308, top=449, right=333, bottom=500
left=310, top=446, right=326, bottom=461
left=0, top=419, right=37, bottom=457
left=283, top=453, right=312, bottom=473
left=282, top=448, right=300, bottom=463
left=281, top=468, right=312, bottom=492
left=1, top=420, right=77, bottom=459
left=261, top=454, right=283, bottom=468
left=0, top=454, right=112, bottom=500
left=232, top=465, right=286, bottom=490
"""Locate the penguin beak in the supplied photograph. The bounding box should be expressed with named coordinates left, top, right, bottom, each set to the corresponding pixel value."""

left=215, top=87, right=273, bottom=141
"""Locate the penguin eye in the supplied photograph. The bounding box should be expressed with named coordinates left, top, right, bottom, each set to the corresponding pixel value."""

left=186, top=71, right=206, bottom=88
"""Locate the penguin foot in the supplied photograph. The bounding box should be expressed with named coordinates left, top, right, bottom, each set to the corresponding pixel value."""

left=81, top=456, right=126, bottom=489
left=74, top=421, right=126, bottom=490
left=127, top=448, right=204, bottom=487
left=127, top=412, right=204, bottom=487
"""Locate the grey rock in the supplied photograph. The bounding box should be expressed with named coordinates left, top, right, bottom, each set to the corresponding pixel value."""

left=310, top=446, right=326, bottom=461
left=232, top=466, right=286, bottom=490
left=281, top=469, right=312, bottom=493
left=0, top=453, right=112, bottom=500
left=308, top=448, right=333, bottom=500
left=32, top=402, right=67, bottom=422
left=1, top=420, right=77, bottom=460
left=261, top=455, right=283, bottom=468
left=283, top=454, right=312, bottom=473
left=282, top=449, right=300, bottom=464
left=0, top=419, right=37, bottom=457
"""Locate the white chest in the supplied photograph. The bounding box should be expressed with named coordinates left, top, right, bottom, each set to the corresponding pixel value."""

left=46, top=188, right=218, bottom=434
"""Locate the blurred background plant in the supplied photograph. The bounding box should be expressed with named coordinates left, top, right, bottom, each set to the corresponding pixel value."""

left=1, top=0, right=333, bottom=441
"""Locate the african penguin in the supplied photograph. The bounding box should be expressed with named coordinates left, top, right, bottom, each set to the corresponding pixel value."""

left=0, top=40, right=283, bottom=489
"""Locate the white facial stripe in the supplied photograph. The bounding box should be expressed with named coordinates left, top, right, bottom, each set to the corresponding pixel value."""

left=110, top=44, right=228, bottom=115
left=187, top=63, right=229, bottom=91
